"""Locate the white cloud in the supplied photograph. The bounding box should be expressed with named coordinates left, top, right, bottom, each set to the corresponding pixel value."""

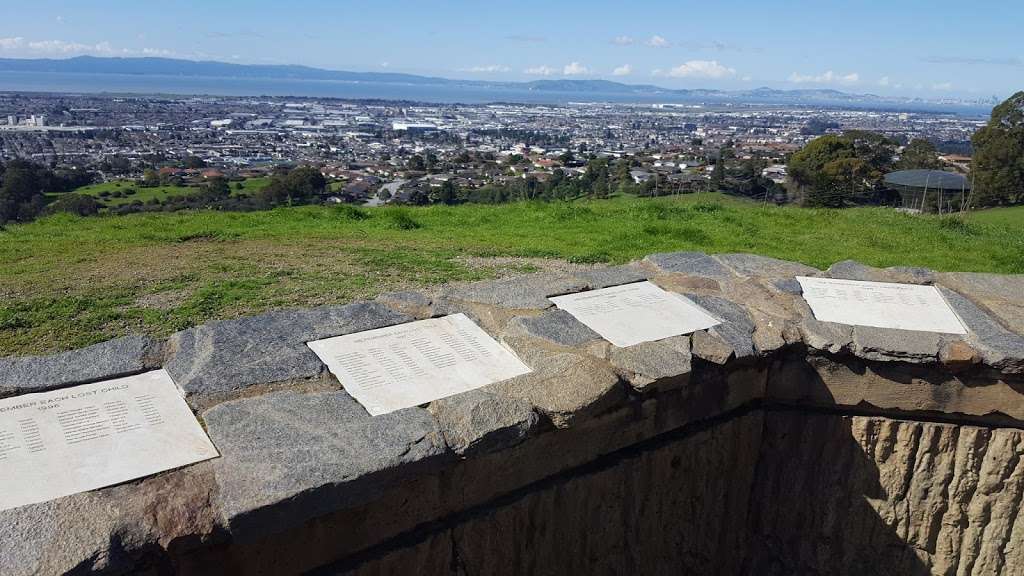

left=524, top=65, right=557, bottom=76
left=0, top=36, right=172, bottom=57
left=932, top=82, right=954, bottom=91
left=878, top=76, right=890, bottom=86
left=0, top=37, right=24, bottom=50
left=788, top=70, right=860, bottom=85
left=563, top=61, right=589, bottom=75
left=654, top=60, right=737, bottom=79
left=459, top=64, right=510, bottom=73
left=646, top=35, right=670, bottom=48
left=612, top=64, right=632, bottom=76
left=741, top=75, right=752, bottom=82
left=611, top=35, right=635, bottom=46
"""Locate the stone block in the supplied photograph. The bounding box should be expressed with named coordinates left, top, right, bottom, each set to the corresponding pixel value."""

left=204, top=390, right=448, bottom=541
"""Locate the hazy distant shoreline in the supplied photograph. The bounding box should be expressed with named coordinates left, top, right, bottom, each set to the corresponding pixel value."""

left=0, top=70, right=991, bottom=116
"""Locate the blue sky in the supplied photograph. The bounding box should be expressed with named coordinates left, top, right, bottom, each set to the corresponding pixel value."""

left=1, top=0, right=1020, bottom=98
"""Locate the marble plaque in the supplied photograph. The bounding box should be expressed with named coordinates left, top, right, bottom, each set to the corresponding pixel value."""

left=796, top=276, right=967, bottom=334
left=308, top=313, right=532, bottom=416
left=0, top=370, right=218, bottom=511
left=549, top=281, right=721, bottom=348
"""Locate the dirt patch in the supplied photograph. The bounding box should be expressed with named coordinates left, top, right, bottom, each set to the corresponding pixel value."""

left=134, top=289, right=192, bottom=310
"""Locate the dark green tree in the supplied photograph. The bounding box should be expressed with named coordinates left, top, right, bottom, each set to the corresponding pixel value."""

left=0, top=159, right=47, bottom=223
left=971, top=91, right=1024, bottom=207
left=898, top=139, right=941, bottom=170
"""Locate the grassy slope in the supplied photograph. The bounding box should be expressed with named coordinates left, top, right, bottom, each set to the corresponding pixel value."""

left=66, top=177, right=270, bottom=207
left=1, top=193, right=1022, bottom=355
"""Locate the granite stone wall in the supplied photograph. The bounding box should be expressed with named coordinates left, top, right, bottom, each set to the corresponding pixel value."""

left=1, top=252, right=1023, bottom=575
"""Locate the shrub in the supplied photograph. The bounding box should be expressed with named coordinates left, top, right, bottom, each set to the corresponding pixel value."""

left=386, top=210, right=421, bottom=230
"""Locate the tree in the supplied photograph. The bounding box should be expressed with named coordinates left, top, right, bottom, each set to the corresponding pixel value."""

left=430, top=179, right=460, bottom=205
left=183, top=156, right=207, bottom=169
left=259, top=165, right=326, bottom=206
left=971, top=91, right=1024, bottom=207
left=898, top=139, right=941, bottom=170
left=407, top=155, right=426, bottom=172
left=788, top=131, right=896, bottom=207
left=47, top=193, right=100, bottom=217
left=0, top=159, right=47, bottom=223
left=142, top=168, right=160, bottom=188
left=199, top=176, right=231, bottom=202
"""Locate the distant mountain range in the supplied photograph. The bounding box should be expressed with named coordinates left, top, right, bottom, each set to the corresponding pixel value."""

left=0, top=55, right=996, bottom=110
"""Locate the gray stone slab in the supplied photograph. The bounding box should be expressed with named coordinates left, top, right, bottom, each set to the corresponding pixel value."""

left=0, top=464, right=217, bottom=576
left=714, top=253, right=819, bottom=279
left=851, top=326, right=942, bottom=363
left=938, top=272, right=1024, bottom=335
left=441, top=273, right=587, bottom=310
left=692, top=330, right=735, bottom=364
left=204, top=390, right=448, bottom=541
left=571, top=264, right=649, bottom=289
left=428, top=389, right=539, bottom=457
left=827, top=260, right=935, bottom=284
left=771, top=278, right=803, bottom=295
left=487, top=351, right=623, bottom=427
left=165, top=303, right=410, bottom=399
left=609, top=335, right=692, bottom=392
left=940, top=287, right=1024, bottom=373
left=687, top=294, right=757, bottom=359
left=795, top=296, right=855, bottom=355
left=0, top=335, right=158, bottom=397
left=643, top=251, right=734, bottom=280
left=510, top=309, right=602, bottom=348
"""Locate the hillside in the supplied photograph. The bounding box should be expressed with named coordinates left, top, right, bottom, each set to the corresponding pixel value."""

left=1, top=194, right=1022, bottom=355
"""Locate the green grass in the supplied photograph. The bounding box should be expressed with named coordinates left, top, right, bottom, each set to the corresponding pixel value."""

left=1, top=193, right=1022, bottom=355
left=63, top=177, right=271, bottom=207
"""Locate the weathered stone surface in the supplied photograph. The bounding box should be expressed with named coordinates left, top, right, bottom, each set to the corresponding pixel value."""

left=488, top=351, right=623, bottom=427
left=319, top=412, right=763, bottom=576
left=609, top=335, right=692, bottom=391
left=0, top=464, right=219, bottom=576
left=827, top=259, right=936, bottom=284
left=570, top=264, right=648, bottom=289
left=771, top=277, right=803, bottom=294
left=508, top=309, right=601, bottom=347
left=939, top=271, right=1024, bottom=335
left=715, top=253, right=819, bottom=279
left=692, top=330, right=735, bottom=364
left=376, top=290, right=433, bottom=319
left=689, top=294, right=757, bottom=359
left=940, top=287, right=1024, bottom=373
left=939, top=339, right=980, bottom=369
left=770, top=355, right=1024, bottom=422
left=747, top=413, right=1024, bottom=576
left=441, top=273, right=586, bottom=310
left=644, top=251, right=734, bottom=279
left=204, top=390, right=448, bottom=541
left=428, top=389, right=539, bottom=457
left=0, top=335, right=158, bottom=397
left=852, top=326, right=942, bottom=363
left=165, top=302, right=410, bottom=399
left=795, top=296, right=855, bottom=354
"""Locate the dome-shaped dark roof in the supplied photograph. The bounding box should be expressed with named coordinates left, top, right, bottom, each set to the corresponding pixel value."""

left=884, top=169, right=970, bottom=191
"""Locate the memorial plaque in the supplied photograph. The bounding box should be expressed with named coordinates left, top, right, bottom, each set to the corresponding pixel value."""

left=0, top=369, right=218, bottom=511
left=307, top=313, right=532, bottom=416
left=548, top=281, right=721, bottom=348
left=796, top=276, right=967, bottom=334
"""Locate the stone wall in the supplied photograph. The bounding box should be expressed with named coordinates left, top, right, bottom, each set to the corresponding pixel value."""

left=1, top=252, right=1022, bottom=575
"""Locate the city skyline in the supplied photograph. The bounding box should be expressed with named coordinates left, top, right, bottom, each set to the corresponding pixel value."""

left=0, top=0, right=1021, bottom=99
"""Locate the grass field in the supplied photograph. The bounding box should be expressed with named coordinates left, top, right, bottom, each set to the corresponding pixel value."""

left=66, top=177, right=270, bottom=207
left=1, top=193, right=1022, bottom=355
